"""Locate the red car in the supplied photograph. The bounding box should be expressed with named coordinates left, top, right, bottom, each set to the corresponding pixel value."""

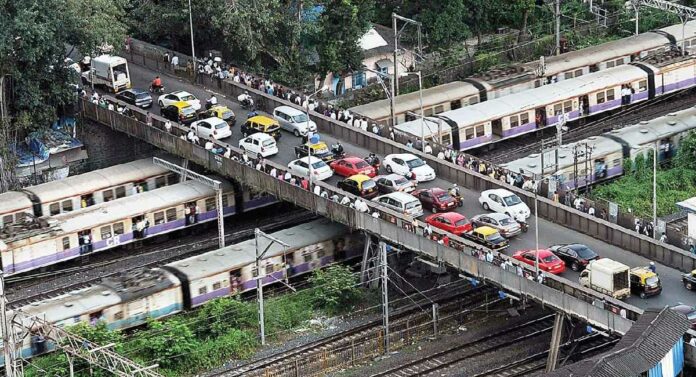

left=413, top=188, right=457, bottom=213
left=512, top=249, right=566, bottom=274
left=424, top=212, right=472, bottom=236
left=330, top=157, right=376, bottom=178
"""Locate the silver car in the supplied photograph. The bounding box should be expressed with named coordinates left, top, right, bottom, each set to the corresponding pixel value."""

left=374, top=174, right=417, bottom=194
left=273, top=105, right=317, bottom=137
left=470, top=213, right=521, bottom=238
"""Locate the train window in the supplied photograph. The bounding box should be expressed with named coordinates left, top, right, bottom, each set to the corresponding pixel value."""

left=520, top=113, right=529, bottom=125
left=155, top=176, right=167, bottom=189
left=222, top=195, right=230, bottom=208
left=167, top=173, right=180, bottom=185
left=638, top=80, right=647, bottom=92
left=596, top=92, right=606, bottom=104
left=434, top=105, right=444, bottom=114
left=606, top=89, right=615, bottom=101
left=166, top=208, right=177, bottom=222
left=154, top=211, right=165, bottom=225
left=213, top=282, right=222, bottom=291
left=198, top=286, right=208, bottom=295
left=49, top=203, right=60, bottom=215
left=62, top=200, right=73, bottom=212
left=424, top=108, right=434, bottom=117
left=303, top=251, right=312, bottom=263
left=265, top=264, right=274, bottom=275
left=115, top=186, right=126, bottom=199
left=509, top=115, right=519, bottom=128
left=564, top=72, right=573, bottom=80
left=465, top=127, right=475, bottom=140
left=468, top=97, right=479, bottom=105
left=612, top=158, right=621, bottom=167
left=317, top=248, right=326, bottom=258
left=475, top=125, right=485, bottom=137
left=113, top=222, right=124, bottom=235
left=450, top=100, right=462, bottom=110
left=100, top=226, right=112, bottom=240
left=251, top=267, right=258, bottom=277
left=563, top=101, right=572, bottom=113
left=606, top=61, right=615, bottom=68
left=615, top=58, right=624, bottom=66
left=2, top=214, right=13, bottom=225
left=404, top=113, right=416, bottom=122
left=534, top=80, right=541, bottom=88
left=62, top=237, right=70, bottom=250
left=205, top=198, right=217, bottom=212
left=114, top=312, right=124, bottom=320
left=574, top=69, right=582, bottom=77
left=553, top=103, right=562, bottom=115
left=103, top=189, right=114, bottom=202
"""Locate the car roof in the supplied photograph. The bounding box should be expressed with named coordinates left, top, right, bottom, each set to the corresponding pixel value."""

left=438, top=212, right=466, bottom=220
left=483, top=188, right=514, bottom=196
left=342, top=156, right=366, bottom=164
left=387, top=153, right=418, bottom=160
left=474, top=226, right=499, bottom=236
left=481, top=212, right=510, bottom=220
left=297, top=156, right=324, bottom=163
left=198, top=117, right=226, bottom=125
left=128, top=88, right=147, bottom=95
left=630, top=266, right=657, bottom=277
left=347, top=174, right=372, bottom=183
left=210, top=105, right=231, bottom=112
left=306, top=141, right=328, bottom=148
left=274, top=105, right=303, bottom=116
left=172, top=90, right=193, bottom=96
left=172, top=101, right=193, bottom=109
left=249, top=132, right=274, bottom=140
left=428, top=187, right=447, bottom=195
left=248, top=115, right=278, bottom=125
left=379, top=173, right=408, bottom=181
left=378, top=192, right=418, bottom=201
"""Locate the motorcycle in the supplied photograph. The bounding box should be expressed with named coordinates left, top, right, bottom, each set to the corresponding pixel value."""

left=516, top=218, right=529, bottom=233
left=450, top=192, right=464, bottom=207
left=331, top=145, right=345, bottom=160
left=365, top=155, right=381, bottom=171
left=149, top=84, right=165, bottom=94
left=240, top=98, right=255, bottom=110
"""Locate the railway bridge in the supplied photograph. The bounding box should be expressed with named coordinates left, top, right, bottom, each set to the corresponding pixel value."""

left=81, top=100, right=638, bottom=335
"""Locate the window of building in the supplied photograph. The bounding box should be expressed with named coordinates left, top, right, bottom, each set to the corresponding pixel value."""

left=213, top=282, right=222, bottom=290
left=199, top=286, right=208, bottom=295
left=101, top=226, right=112, bottom=240
left=252, top=267, right=258, bottom=277
left=205, top=198, right=217, bottom=212
left=103, top=189, right=114, bottom=202
left=564, top=72, right=573, bottom=80
left=509, top=115, right=519, bottom=128
left=465, top=127, right=475, bottom=140
left=423, top=108, right=434, bottom=117
left=606, top=89, right=615, bottom=101
left=155, top=176, right=167, bottom=189
left=62, top=237, right=71, bottom=250
left=434, top=105, right=444, bottom=114
left=352, top=71, right=366, bottom=89
left=49, top=203, right=60, bottom=215
left=574, top=69, right=582, bottom=77
left=563, top=100, right=572, bottom=113
left=15, top=212, right=25, bottom=222
left=2, top=214, right=13, bottom=225
left=166, top=208, right=177, bottom=222
left=115, top=186, right=126, bottom=199
left=520, top=113, right=529, bottom=125
left=113, top=222, right=124, bottom=235
left=606, top=61, right=615, bottom=68
left=62, top=200, right=73, bottom=212
left=154, top=211, right=165, bottom=225
left=638, top=80, right=647, bottom=92
left=450, top=100, right=462, bottom=110
left=475, top=125, right=485, bottom=137
left=597, top=91, right=606, bottom=104
left=468, top=96, right=480, bottom=105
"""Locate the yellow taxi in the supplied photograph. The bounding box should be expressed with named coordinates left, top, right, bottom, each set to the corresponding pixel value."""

left=466, top=226, right=509, bottom=250
left=294, top=141, right=335, bottom=162
left=242, top=115, right=281, bottom=140
left=160, top=101, right=197, bottom=124
left=199, top=105, right=236, bottom=125
left=337, top=174, right=378, bottom=198
left=630, top=267, right=662, bottom=298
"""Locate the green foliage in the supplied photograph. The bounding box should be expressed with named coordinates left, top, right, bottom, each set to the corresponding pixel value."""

left=128, top=317, right=199, bottom=370
left=418, top=1, right=471, bottom=48
left=193, top=297, right=257, bottom=338
left=309, top=265, right=362, bottom=314
left=188, top=329, right=257, bottom=371
left=265, top=290, right=314, bottom=335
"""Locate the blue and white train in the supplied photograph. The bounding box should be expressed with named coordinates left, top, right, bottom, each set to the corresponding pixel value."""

left=11, top=219, right=362, bottom=361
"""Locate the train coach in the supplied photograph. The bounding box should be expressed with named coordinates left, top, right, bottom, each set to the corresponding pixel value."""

left=502, top=105, right=696, bottom=189
left=393, top=51, right=696, bottom=152
left=11, top=219, right=361, bottom=362
left=0, top=158, right=178, bottom=228
left=349, top=21, right=696, bottom=126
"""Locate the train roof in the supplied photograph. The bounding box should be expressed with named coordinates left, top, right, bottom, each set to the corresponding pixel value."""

left=392, top=117, right=443, bottom=140
left=348, top=81, right=480, bottom=120
left=0, top=191, right=33, bottom=216
left=439, top=64, right=647, bottom=127
left=166, top=218, right=349, bottom=280
left=99, top=268, right=180, bottom=301
left=54, top=180, right=222, bottom=233
left=658, top=21, right=696, bottom=43
left=20, top=285, right=121, bottom=324
left=606, top=107, right=696, bottom=147
left=23, top=158, right=170, bottom=204
left=501, top=136, right=622, bottom=176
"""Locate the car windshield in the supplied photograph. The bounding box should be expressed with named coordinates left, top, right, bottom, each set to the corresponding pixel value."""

left=355, top=161, right=369, bottom=169
left=405, top=201, right=420, bottom=210
left=436, top=193, right=453, bottom=201
left=215, top=122, right=227, bottom=129
left=503, top=195, right=522, bottom=206
left=394, top=177, right=409, bottom=185
left=313, top=145, right=329, bottom=154
left=455, top=218, right=469, bottom=226
left=135, top=93, right=150, bottom=99
left=688, top=311, right=696, bottom=321
left=541, top=255, right=558, bottom=263
left=570, top=245, right=596, bottom=259
left=362, top=180, right=376, bottom=190
left=498, top=217, right=515, bottom=226
left=486, top=234, right=505, bottom=242
left=406, top=158, right=426, bottom=169
left=311, top=161, right=327, bottom=169
left=181, top=107, right=196, bottom=115
left=646, top=276, right=660, bottom=286
left=221, top=111, right=234, bottom=119
left=262, top=139, right=275, bottom=147
left=292, top=114, right=309, bottom=123
left=180, top=94, right=195, bottom=101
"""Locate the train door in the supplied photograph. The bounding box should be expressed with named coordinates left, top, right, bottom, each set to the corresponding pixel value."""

left=80, top=193, right=94, bottom=208
left=535, top=108, right=546, bottom=128
left=184, top=201, right=199, bottom=225
left=78, top=230, right=93, bottom=255
left=593, top=158, right=608, bottom=180
left=659, top=138, right=673, bottom=161
left=580, top=95, right=589, bottom=117
left=491, top=119, right=503, bottom=137
left=134, top=180, right=148, bottom=193
left=229, top=269, right=242, bottom=295
left=89, top=310, right=103, bottom=325
left=589, top=64, right=599, bottom=73
left=132, top=215, right=147, bottom=238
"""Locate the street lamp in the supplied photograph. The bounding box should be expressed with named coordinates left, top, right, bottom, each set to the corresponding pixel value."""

left=306, top=85, right=328, bottom=189
left=255, top=228, right=289, bottom=345
left=188, top=0, right=197, bottom=78
left=364, top=68, right=394, bottom=126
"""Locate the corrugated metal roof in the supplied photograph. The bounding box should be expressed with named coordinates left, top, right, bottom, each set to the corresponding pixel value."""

left=0, top=191, right=33, bottom=215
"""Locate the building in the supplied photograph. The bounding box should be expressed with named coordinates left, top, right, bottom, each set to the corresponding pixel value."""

left=321, top=24, right=415, bottom=95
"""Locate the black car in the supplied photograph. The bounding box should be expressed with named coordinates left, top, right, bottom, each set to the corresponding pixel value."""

left=293, top=142, right=335, bottom=163
left=160, top=104, right=197, bottom=124
left=115, top=89, right=152, bottom=109
left=548, top=243, right=599, bottom=271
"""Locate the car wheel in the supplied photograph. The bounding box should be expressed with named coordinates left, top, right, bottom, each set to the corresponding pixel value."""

left=386, top=165, right=393, bottom=173
left=294, top=129, right=300, bottom=137
left=482, top=202, right=490, bottom=211
left=687, top=282, right=693, bottom=290
left=571, top=262, right=580, bottom=271
left=640, top=292, right=647, bottom=299
left=158, top=100, right=163, bottom=107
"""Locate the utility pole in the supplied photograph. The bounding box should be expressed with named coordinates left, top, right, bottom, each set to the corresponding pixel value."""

left=391, top=13, right=422, bottom=125
left=380, top=241, right=390, bottom=353
left=555, top=0, right=561, bottom=55
left=0, top=270, right=16, bottom=377
left=188, top=0, right=197, bottom=80
left=255, top=228, right=290, bottom=345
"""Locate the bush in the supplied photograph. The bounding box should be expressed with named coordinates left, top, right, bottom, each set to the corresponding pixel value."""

left=265, top=290, right=314, bottom=336
left=193, top=297, right=258, bottom=338
left=128, top=317, right=199, bottom=371
left=309, top=265, right=363, bottom=315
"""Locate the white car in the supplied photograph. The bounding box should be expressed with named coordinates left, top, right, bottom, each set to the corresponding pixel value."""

left=191, top=117, right=231, bottom=140
left=383, top=153, right=436, bottom=182
left=273, top=106, right=317, bottom=137
left=478, top=189, right=530, bottom=220
left=372, top=192, right=423, bottom=217
left=239, top=133, right=278, bottom=158
left=158, top=90, right=201, bottom=110
left=287, top=156, right=333, bottom=181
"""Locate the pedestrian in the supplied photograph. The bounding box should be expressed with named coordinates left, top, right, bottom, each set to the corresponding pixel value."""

left=424, top=143, right=432, bottom=154
left=300, top=178, right=309, bottom=190
left=441, top=234, right=450, bottom=246
left=406, top=140, right=413, bottom=148
left=204, top=140, right=214, bottom=150
left=437, top=150, right=445, bottom=160
left=536, top=272, right=545, bottom=284
left=588, top=206, right=595, bottom=217
left=389, top=130, right=395, bottom=140
left=634, top=219, right=641, bottom=233
left=423, top=223, right=433, bottom=238
left=690, top=244, right=696, bottom=255
left=340, top=195, right=351, bottom=206
left=269, top=167, right=277, bottom=178
left=284, top=171, right=292, bottom=181
left=313, top=185, right=321, bottom=196
left=164, top=120, right=172, bottom=133
left=649, top=261, right=656, bottom=273
left=371, top=123, right=380, bottom=135
left=171, top=55, right=179, bottom=71
left=146, top=112, right=153, bottom=127
left=659, top=232, right=667, bottom=243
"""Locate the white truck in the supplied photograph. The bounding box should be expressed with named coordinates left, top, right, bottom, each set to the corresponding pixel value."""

left=579, top=258, right=631, bottom=300
left=81, top=55, right=131, bottom=92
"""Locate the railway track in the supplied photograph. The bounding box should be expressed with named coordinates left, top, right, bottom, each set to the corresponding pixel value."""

left=7, top=208, right=317, bottom=308
left=210, top=284, right=507, bottom=377
left=472, top=88, right=696, bottom=164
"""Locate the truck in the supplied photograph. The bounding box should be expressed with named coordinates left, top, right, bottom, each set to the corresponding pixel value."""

left=579, top=258, right=631, bottom=300
left=81, top=55, right=131, bottom=92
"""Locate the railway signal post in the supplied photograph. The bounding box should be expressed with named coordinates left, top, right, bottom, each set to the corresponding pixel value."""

left=254, top=228, right=290, bottom=345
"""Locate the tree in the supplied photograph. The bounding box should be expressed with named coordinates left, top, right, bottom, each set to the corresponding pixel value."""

left=309, top=265, right=363, bottom=314
left=129, top=317, right=199, bottom=371
left=418, top=0, right=471, bottom=48
left=193, top=297, right=257, bottom=338
left=315, top=0, right=375, bottom=75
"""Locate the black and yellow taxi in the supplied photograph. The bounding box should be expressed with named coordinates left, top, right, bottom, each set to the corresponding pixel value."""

left=630, top=266, right=662, bottom=298
left=294, top=141, right=335, bottom=163
left=337, top=174, right=379, bottom=199
left=241, top=115, right=281, bottom=140
left=160, top=101, right=197, bottom=124
left=464, top=226, right=509, bottom=250
left=199, top=105, right=236, bottom=125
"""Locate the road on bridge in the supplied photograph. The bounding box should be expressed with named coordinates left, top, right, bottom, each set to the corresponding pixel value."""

left=116, top=62, right=696, bottom=309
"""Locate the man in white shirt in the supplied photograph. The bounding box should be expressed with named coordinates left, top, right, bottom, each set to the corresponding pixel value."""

left=424, top=143, right=433, bottom=154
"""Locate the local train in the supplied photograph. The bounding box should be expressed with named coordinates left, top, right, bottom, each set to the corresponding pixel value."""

left=349, top=21, right=696, bottom=126
left=10, top=220, right=362, bottom=362
left=0, top=158, right=178, bottom=229
left=501, top=104, right=696, bottom=189
left=392, top=50, right=696, bottom=151
left=0, top=177, right=276, bottom=276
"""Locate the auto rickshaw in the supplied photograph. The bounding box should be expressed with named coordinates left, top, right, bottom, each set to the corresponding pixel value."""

left=630, top=266, right=662, bottom=298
